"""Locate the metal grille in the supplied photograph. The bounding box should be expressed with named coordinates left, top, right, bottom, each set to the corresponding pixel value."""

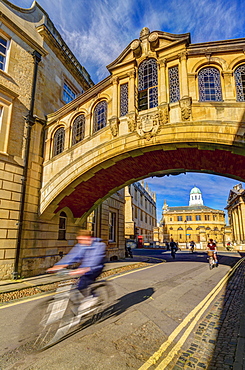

left=120, top=83, right=128, bottom=116
left=198, top=67, right=222, bottom=102
left=169, top=66, right=180, bottom=103
left=138, top=58, right=158, bottom=110
left=53, top=127, right=65, bottom=157
left=93, top=101, right=107, bottom=132
left=234, top=64, right=245, bottom=101
left=72, top=114, right=85, bottom=145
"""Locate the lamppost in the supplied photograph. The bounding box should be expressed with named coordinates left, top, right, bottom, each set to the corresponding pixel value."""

left=184, top=220, right=187, bottom=249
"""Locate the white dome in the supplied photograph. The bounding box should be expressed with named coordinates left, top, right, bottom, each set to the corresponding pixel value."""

left=189, top=186, right=204, bottom=206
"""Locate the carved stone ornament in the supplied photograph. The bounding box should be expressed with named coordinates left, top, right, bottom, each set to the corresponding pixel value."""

left=136, top=112, right=161, bottom=140
left=127, top=113, right=137, bottom=132
left=109, top=116, right=119, bottom=137
left=158, top=104, right=169, bottom=125
left=179, top=97, right=192, bottom=121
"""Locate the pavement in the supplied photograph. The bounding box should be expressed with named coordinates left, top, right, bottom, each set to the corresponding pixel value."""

left=0, top=257, right=152, bottom=295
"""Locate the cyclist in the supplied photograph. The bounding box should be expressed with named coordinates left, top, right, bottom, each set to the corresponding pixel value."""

left=47, top=229, right=106, bottom=312
left=206, top=238, right=218, bottom=265
left=190, top=240, right=195, bottom=253
left=170, top=238, right=178, bottom=259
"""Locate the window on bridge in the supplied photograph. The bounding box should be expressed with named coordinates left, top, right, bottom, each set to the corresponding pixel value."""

left=169, top=65, right=180, bottom=103
left=138, top=58, right=158, bottom=111
left=120, top=83, right=128, bottom=116
left=234, top=64, right=245, bottom=101
left=198, top=67, right=222, bottom=102
left=53, top=127, right=65, bottom=157
left=72, top=114, right=85, bottom=145
left=93, top=100, right=107, bottom=132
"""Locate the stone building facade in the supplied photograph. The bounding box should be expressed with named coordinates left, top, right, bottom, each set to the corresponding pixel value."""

left=154, top=187, right=227, bottom=249
left=125, top=181, right=157, bottom=246
left=226, top=183, right=245, bottom=249
left=1, top=0, right=245, bottom=278
left=0, top=0, right=94, bottom=279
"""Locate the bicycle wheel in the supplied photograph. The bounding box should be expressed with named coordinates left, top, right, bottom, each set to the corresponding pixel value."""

left=209, top=257, right=214, bottom=270
left=88, top=281, right=115, bottom=322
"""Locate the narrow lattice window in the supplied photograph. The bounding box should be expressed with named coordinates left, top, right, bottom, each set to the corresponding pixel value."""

left=138, top=58, right=158, bottom=111
left=53, top=127, right=65, bottom=157
left=120, top=83, right=128, bottom=116
left=234, top=64, right=245, bottom=101
left=93, top=101, right=107, bottom=132
left=0, top=36, right=8, bottom=71
left=198, top=67, right=222, bottom=102
left=169, top=66, right=180, bottom=103
left=58, top=211, right=67, bottom=240
left=72, top=114, right=85, bottom=145
left=109, top=211, right=116, bottom=242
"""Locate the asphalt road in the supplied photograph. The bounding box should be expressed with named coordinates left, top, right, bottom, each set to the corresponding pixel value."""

left=0, top=249, right=241, bottom=370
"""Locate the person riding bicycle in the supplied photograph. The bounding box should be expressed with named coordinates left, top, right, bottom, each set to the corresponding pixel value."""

left=170, top=239, right=178, bottom=258
left=190, top=240, right=195, bottom=252
left=206, top=238, right=218, bottom=265
left=47, top=229, right=106, bottom=312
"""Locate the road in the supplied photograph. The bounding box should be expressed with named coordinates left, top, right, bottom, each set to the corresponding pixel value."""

left=0, top=249, right=241, bottom=370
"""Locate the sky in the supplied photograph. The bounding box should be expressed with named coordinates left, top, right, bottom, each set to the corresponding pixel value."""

left=9, top=0, right=245, bottom=222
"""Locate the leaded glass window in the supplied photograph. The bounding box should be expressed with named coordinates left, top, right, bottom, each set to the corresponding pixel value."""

left=138, top=58, right=158, bottom=111
left=198, top=67, right=222, bottom=102
left=234, top=64, right=245, bottom=101
left=93, top=101, right=107, bottom=132
left=72, top=114, right=85, bottom=145
left=0, top=36, right=8, bottom=71
left=169, top=66, right=180, bottom=103
left=53, top=127, right=65, bottom=157
left=120, top=83, right=128, bottom=116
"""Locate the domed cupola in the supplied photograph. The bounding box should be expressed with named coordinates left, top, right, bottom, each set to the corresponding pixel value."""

left=189, top=186, right=204, bottom=206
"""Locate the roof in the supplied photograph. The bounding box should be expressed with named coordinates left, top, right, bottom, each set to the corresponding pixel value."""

left=164, top=205, right=223, bottom=213
left=190, top=186, right=201, bottom=194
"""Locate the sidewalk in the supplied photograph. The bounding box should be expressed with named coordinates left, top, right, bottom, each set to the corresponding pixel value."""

left=0, top=257, right=153, bottom=296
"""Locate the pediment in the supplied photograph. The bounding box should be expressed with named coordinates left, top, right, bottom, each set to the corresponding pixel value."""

left=107, top=28, right=190, bottom=72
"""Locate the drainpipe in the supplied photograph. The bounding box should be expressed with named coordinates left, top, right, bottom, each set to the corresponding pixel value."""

left=13, top=50, right=42, bottom=279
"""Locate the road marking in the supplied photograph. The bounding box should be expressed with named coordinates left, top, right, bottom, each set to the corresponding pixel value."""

left=139, top=257, right=245, bottom=370
left=0, top=262, right=165, bottom=309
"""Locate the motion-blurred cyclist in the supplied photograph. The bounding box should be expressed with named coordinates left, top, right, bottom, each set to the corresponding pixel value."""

left=206, top=238, right=218, bottom=265
left=47, top=229, right=106, bottom=312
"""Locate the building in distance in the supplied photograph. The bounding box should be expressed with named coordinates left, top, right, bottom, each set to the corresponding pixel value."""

left=226, top=183, right=245, bottom=249
left=154, top=186, right=230, bottom=249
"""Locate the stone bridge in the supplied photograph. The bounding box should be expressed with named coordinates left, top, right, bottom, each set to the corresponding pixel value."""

left=40, top=28, right=245, bottom=222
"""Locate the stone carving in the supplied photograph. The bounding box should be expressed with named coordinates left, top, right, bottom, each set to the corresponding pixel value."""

left=158, top=104, right=169, bottom=125
left=179, top=97, right=192, bottom=121
left=136, top=112, right=161, bottom=140
left=109, top=117, right=119, bottom=137
left=127, top=113, right=137, bottom=132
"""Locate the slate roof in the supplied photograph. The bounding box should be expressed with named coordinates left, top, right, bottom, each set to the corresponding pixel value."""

left=164, top=205, right=223, bottom=213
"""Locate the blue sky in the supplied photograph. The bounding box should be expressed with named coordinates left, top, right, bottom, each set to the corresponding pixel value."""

left=10, top=0, right=245, bottom=222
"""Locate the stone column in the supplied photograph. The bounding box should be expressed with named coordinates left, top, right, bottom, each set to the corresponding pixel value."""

left=231, top=212, right=237, bottom=243
left=179, top=52, right=189, bottom=98
left=158, top=58, right=167, bottom=104
left=222, top=71, right=235, bottom=101
left=238, top=203, right=245, bottom=242
left=128, top=69, right=136, bottom=113
left=111, top=76, right=119, bottom=118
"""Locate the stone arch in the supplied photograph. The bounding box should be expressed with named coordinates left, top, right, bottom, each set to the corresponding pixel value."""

left=191, top=57, right=228, bottom=74
left=229, top=56, right=245, bottom=71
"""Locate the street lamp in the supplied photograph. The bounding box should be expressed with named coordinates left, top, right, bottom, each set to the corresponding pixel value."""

left=184, top=220, right=187, bottom=249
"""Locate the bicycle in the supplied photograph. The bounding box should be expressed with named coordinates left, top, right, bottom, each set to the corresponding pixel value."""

left=22, top=270, right=115, bottom=351
left=207, top=251, right=218, bottom=270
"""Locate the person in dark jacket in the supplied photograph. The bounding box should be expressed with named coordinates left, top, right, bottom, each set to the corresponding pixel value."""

left=47, top=229, right=106, bottom=312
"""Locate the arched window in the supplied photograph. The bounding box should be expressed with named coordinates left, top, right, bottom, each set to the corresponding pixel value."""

left=138, top=58, right=158, bottom=111
left=93, top=101, right=107, bottom=133
left=187, top=227, right=193, bottom=230
left=58, top=211, right=67, bottom=240
left=177, top=227, right=183, bottom=230
left=234, top=64, right=245, bottom=101
left=53, top=127, right=65, bottom=157
left=72, top=114, right=85, bottom=145
left=198, top=67, right=222, bottom=102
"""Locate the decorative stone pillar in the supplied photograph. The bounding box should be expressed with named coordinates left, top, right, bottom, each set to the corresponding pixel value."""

left=238, top=204, right=245, bottom=242
left=179, top=52, right=189, bottom=98
left=128, top=69, right=136, bottom=113
left=158, top=58, right=167, bottom=104
left=109, top=76, right=119, bottom=136
left=222, top=71, right=235, bottom=101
